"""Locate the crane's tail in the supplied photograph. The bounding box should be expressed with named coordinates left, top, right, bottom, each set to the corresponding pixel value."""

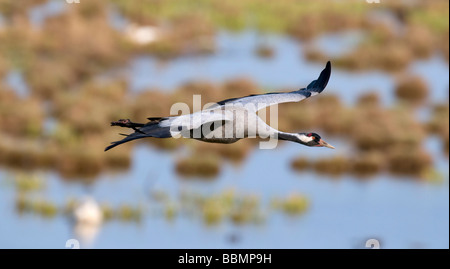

left=105, top=119, right=171, bottom=151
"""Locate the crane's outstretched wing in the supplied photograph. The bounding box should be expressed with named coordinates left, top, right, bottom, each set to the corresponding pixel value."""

left=211, top=61, right=331, bottom=112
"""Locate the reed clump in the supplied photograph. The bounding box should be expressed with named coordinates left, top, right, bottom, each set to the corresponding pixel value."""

left=272, top=193, right=309, bottom=216
left=426, top=104, right=449, bottom=137
left=15, top=195, right=58, bottom=218
left=221, top=78, right=259, bottom=101
left=387, top=147, right=432, bottom=176
left=0, top=137, right=58, bottom=169
left=15, top=193, right=33, bottom=214
left=100, top=203, right=114, bottom=221
left=14, top=173, right=45, bottom=192
left=55, top=146, right=106, bottom=178
left=279, top=102, right=316, bottom=132
left=144, top=14, right=216, bottom=58
left=304, top=46, right=328, bottom=62
left=395, top=75, right=429, bottom=104
left=439, top=29, right=449, bottom=61
left=132, top=90, right=170, bottom=120
left=175, top=153, right=221, bottom=178
left=255, top=44, right=275, bottom=59
left=0, top=93, right=44, bottom=138
left=195, top=142, right=251, bottom=163
left=117, top=204, right=142, bottom=222
left=404, top=25, right=434, bottom=59
left=290, top=157, right=310, bottom=171
left=173, top=80, right=221, bottom=109
left=356, top=92, right=381, bottom=108
left=200, top=190, right=264, bottom=225
left=292, top=148, right=430, bottom=178
left=229, top=195, right=260, bottom=224
left=202, top=198, right=226, bottom=225
left=349, top=105, right=425, bottom=151
left=313, top=156, right=351, bottom=176
left=351, top=151, right=384, bottom=177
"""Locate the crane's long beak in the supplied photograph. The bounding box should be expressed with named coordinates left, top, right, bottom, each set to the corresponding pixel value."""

left=319, top=139, right=335, bottom=149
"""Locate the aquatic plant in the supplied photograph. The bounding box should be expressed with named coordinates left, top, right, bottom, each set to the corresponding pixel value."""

left=387, top=147, right=432, bottom=176
left=313, top=156, right=350, bottom=176
left=164, top=202, right=177, bottom=221
left=356, top=92, right=380, bottom=108
left=100, top=203, right=114, bottom=221
left=32, top=199, right=58, bottom=218
left=229, top=194, right=260, bottom=224
left=0, top=92, right=44, bottom=138
left=351, top=151, right=384, bottom=177
left=202, top=198, right=225, bottom=225
left=221, top=77, right=259, bottom=100
left=117, top=204, right=142, bottom=222
left=255, top=44, right=275, bottom=59
left=275, top=193, right=309, bottom=216
left=290, top=157, right=310, bottom=171
left=15, top=193, right=33, bottom=214
left=427, top=104, right=449, bottom=136
left=404, top=25, right=434, bottom=59
left=175, top=153, right=221, bottom=178
left=14, top=173, right=45, bottom=192
left=420, top=167, right=445, bottom=184
left=395, top=75, right=429, bottom=104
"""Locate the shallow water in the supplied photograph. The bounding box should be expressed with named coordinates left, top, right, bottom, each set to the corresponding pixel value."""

left=4, top=70, right=30, bottom=98
left=1, top=136, right=448, bottom=248
left=28, top=0, right=66, bottom=28
left=126, top=30, right=448, bottom=106
left=312, top=30, right=365, bottom=57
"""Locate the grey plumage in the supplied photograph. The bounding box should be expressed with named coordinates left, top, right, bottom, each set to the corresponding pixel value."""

left=211, top=61, right=331, bottom=112
left=105, top=61, right=332, bottom=151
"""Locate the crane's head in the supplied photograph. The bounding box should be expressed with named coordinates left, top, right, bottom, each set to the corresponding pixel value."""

left=297, top=132, right=335, bottom=149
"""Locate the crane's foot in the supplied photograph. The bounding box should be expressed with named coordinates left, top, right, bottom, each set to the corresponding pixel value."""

left=110, top=119, right=146, bottom=134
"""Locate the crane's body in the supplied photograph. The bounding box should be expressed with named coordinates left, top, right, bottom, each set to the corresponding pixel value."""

left=105, top=62, right=334, bottom=151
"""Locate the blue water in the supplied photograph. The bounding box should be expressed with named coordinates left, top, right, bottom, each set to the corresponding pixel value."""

left=312, top=30, right=365, bottom=57
left=126, top=30, right=449, bottom=106
left=1, top=137, right=448, bottom=249
left=4, top=70, right=30, bottom=98
left=28, top=0, right=66, bottom=28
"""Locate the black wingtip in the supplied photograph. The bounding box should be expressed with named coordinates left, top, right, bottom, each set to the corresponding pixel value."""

left=323, top=61, right=331, bottom=79
left=306, top=61, right=332, bottom=92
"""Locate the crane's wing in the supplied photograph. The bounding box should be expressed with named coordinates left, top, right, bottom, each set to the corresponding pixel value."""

left=211, top=61, right=331, bottom=112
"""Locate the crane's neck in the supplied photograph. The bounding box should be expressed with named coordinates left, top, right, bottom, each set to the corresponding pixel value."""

left=277, top=131, right=310, bottom=145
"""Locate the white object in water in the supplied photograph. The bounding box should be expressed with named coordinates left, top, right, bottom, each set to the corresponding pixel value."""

left=126, top=23, right=160, bottom=45
left=72, top=197, right=103, bottom=248
left=73, top=197, right=103, bottom=226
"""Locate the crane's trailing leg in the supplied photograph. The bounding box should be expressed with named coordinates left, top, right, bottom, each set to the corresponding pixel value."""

left=105, top=117, right=172, bottom=151
left=110, top=119, right=146, bottom=134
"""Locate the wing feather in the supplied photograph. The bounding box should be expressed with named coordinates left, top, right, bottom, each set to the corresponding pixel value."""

left=211, top=61, right=331, bottom=112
